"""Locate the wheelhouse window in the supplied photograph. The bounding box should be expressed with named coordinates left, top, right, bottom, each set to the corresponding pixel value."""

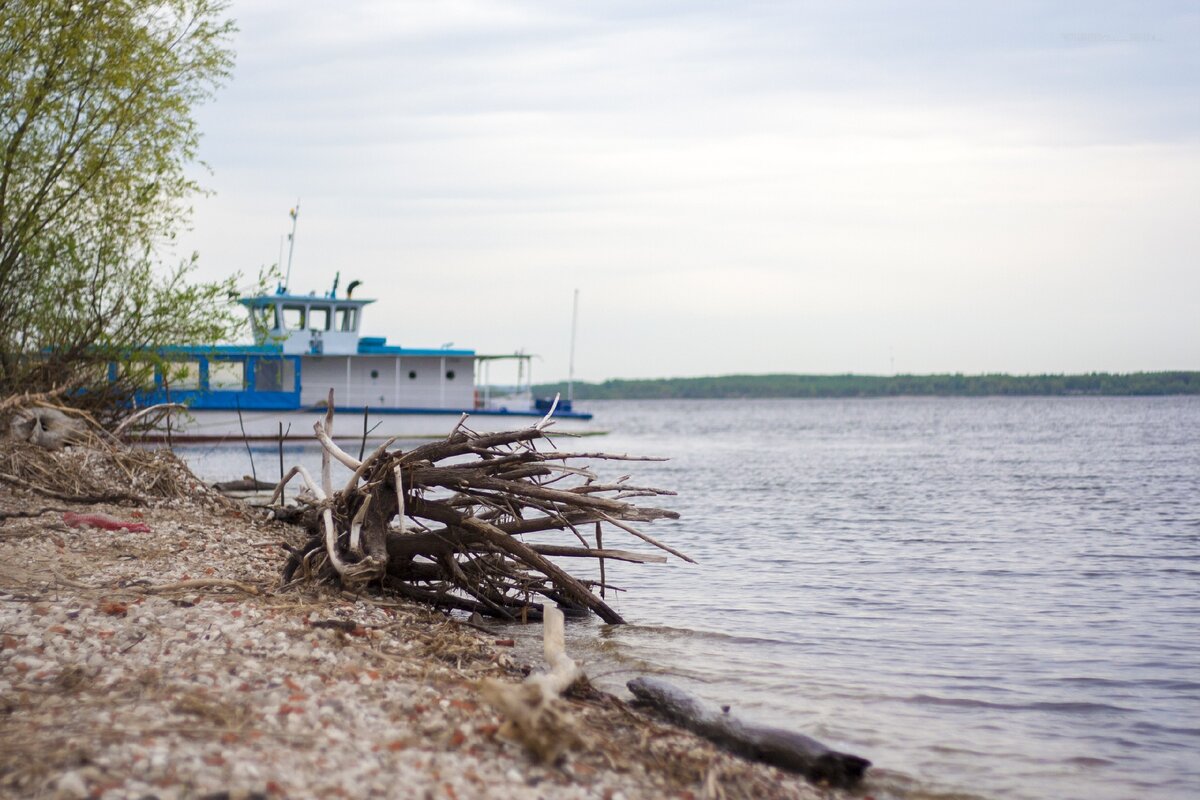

left=252, top=304, right=278, bottom=332
left=282, top=305, right=306, bottom=330
left=309, top=306, right=330, bottom=331
left=209, top=361, right=245, bottom=390
left=336, top=306, right=358, bottom=332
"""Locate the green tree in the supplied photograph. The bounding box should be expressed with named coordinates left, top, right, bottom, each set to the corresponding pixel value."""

left=0, top=0, right=242, bottom=412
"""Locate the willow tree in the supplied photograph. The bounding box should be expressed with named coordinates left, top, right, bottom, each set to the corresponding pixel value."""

left=0, top=0, right=242, bottom=413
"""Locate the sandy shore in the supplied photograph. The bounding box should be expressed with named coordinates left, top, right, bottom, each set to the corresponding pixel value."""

left=0, top=466, right=845, bottom=800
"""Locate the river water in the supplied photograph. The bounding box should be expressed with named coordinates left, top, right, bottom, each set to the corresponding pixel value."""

left=177, top=397, right=1200, bottom=800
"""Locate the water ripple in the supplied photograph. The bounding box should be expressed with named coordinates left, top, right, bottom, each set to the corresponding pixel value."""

left=180, top=396, right=1200, bottom=800
left=904, top=695, right=1135, bottom=714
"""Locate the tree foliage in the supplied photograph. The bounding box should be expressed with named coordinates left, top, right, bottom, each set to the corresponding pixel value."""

left=0, top=0, right=240, bottom=410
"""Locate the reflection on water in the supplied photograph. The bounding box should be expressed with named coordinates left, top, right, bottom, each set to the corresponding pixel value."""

left=178, top=397, right=1200, bottom=800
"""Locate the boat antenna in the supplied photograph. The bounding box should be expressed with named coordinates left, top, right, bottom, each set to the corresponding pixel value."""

left=568, top=288, right=579, bottom=403
left=283, top=201, right=300, bottom=292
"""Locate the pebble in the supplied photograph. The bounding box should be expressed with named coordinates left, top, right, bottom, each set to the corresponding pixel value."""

left=53, top=770, right=87, bottom=800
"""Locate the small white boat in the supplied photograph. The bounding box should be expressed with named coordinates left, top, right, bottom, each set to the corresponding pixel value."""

left=129, top=276, right=594, bottom=443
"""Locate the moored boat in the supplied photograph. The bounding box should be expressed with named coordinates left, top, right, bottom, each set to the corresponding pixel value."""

left=126, top=277, right=594, bottom=442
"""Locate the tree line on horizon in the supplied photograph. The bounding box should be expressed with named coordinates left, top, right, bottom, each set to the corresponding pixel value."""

left=533, top=372, right=1200, bottom=400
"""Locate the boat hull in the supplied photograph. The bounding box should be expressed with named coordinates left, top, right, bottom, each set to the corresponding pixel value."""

left=134, top=406, right=601, bottom=443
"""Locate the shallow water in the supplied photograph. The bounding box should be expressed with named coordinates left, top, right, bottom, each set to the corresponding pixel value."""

left=179, top=396, right=1200, bottom=800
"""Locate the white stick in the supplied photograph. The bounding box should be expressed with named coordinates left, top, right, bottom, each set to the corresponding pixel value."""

left=113, top=403, right=187, bottom=438
left=447, top=412, right=469, bottom=437
left=321, top=506, right=349, bottom=577
left=286, top=464, right=325, bottom=501
left=314, top=419, right=363, bottom=471
left=394, top=464, right=406, bottom=529
left=348, top=494, right=372, bottom=557
left=321, top=389, right=336, bottom=497
left=477, top=601, right=584, bottom=762
left=274, top=463, right=348, bottom=578
left=270, top=465, right=303, bottom=505
left=534, top=393, right=559, bottom=431
left=537, top=603, right=581, bottom=693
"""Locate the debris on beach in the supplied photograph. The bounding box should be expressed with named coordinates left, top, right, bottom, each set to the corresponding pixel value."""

left=61, top=511, right=151, bottom=533
left=275, top=391, right=685, bottom=625
left=0, top=398, right=219, bottom=510
left=478, top=603, right=585, bottom=763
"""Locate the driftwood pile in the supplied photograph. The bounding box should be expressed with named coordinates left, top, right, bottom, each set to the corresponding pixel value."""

left=275, top=393, right=684, bottom=624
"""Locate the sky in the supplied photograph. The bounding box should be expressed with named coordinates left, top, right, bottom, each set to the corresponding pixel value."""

left=174, top=0, right=1200, bottom=383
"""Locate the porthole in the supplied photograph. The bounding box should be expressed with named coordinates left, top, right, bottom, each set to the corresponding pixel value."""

left=445, top=370, right=456, bottom=380
left=370, top=369, right=379, bottom=379
left=408, top=371, right=417, bottom=380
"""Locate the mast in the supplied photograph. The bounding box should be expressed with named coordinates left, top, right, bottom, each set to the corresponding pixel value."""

left=567, top=288, right=579, bottom=403
left=283, top=201, right=300, bottom=291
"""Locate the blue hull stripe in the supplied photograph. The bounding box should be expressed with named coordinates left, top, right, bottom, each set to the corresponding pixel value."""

left=323, top=405, right=593, bottom=420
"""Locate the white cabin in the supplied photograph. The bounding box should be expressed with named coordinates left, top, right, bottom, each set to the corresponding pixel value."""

left=242, top=292, right=371, bottom=356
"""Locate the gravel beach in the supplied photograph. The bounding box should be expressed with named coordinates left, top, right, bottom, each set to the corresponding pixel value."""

left=0, top=452, right=844, bottom=800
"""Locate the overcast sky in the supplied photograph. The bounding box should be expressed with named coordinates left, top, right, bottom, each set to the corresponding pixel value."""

left=175, top=0, right=1200, bottom=382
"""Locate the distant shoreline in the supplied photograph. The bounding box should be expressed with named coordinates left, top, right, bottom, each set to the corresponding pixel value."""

left=534, top=372, right=1200, bottom=400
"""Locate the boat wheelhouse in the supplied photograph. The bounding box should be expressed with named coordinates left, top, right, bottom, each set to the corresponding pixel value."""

left=128, top=282, right=591, bottom=442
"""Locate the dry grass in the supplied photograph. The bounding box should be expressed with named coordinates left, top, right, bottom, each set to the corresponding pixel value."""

left=0, top=436, right=195, bottom=504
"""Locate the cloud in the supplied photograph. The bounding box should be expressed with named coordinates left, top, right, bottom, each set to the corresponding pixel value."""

left=177, top=0, right=1200, bottom=379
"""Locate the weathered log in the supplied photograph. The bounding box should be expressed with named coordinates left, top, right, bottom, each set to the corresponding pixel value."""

left=627, top=677, right=871, bottom=788
left=212, top=476, right=276, bottom=492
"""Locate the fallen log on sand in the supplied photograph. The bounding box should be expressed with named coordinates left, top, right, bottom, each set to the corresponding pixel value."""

left=627, top=677, right=871, bottom=788
left=212, top=476, right=277, bottom=493
left=275, top=391, right=683, bottom=624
